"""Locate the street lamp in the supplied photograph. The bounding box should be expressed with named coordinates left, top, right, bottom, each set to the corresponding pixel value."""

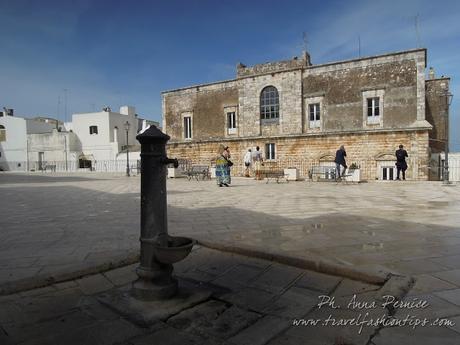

left=124, top=121, right=130, bottom=177
left=442, top=91, right=453, bottom=184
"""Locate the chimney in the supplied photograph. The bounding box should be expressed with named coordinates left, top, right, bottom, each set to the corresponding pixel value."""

left=429, top=67, right=435, bottom=80
left=120, top=105, right=135, bottom=116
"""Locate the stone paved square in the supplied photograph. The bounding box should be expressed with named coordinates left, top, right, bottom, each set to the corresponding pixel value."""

left=1, top=172, right=460, bottom=344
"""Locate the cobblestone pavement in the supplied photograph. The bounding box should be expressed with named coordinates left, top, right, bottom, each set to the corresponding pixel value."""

left=1, top=172, right=460, bottom=343
left=2, top=247, right=459, bottom=345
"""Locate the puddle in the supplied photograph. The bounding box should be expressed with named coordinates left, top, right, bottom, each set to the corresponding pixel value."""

left=362, top=242, right=384, bottom=250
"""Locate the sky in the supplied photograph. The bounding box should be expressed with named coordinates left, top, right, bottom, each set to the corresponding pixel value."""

left=1, top=0, right=459, bottom=150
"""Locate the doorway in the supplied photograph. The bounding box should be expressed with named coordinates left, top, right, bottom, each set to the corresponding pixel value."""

left=38, top=152, right=45, bottom=170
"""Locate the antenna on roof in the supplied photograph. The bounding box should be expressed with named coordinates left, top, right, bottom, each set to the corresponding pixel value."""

left=414, top=13, right=421, bottom=48
left=57, top=95, right=61, bottom=122
left=302, top=32, right=309, bottom=53
left=63, top=88, right=68, bottom=123
left=358, top=35, right=361, bottom=58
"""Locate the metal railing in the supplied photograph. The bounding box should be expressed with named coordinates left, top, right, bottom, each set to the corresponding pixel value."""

left=1, top=159, right=459, bottom=181
left=0, top=160, right=141, bottom=174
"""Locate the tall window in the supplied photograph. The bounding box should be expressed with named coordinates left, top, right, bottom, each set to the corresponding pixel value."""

left=309, top=103, right=320, bottom=128
left=0, top=125, right=5, bottom=141
left=367, top=97, right=380, bottom=124
left=260, top=86, right=279, bottom=121
left=227, top=112, right=236, bottom=130
left=265, top=143, right=276, bottom=160
left=184, top=116, right=192, bottom=139
left=89, top=125, right=98, bottom=135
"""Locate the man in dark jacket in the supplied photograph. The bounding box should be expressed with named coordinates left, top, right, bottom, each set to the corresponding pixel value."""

left=395, top=144, right=408, bottom=180
left=334, top=145, right=347, bottom=179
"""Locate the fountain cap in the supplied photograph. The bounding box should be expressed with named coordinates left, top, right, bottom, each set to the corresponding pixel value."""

left=136, top=125, right=170, bottom=144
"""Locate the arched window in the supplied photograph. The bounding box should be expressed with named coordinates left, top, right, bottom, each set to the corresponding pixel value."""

left=0, top=125, right=5, bottom=142
left=260, top=86, right=279, bottom=120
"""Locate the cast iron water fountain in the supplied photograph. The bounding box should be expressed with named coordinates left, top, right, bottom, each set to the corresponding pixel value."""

left=99, top=125, right=209, bottom=326
left=132, top=125, right=195, bottom=300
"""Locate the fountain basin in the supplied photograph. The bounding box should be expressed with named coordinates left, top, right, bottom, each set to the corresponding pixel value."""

left=153, top=236, right=196, bottom=264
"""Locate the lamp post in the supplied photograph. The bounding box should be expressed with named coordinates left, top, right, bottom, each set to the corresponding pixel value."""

left=124, top=121, right=130, bottom=177
left=442, top=91, right=453, bottom=184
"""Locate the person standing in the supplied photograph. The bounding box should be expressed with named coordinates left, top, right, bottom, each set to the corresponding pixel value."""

left=334, top=145, right=347, bottom=180
left=395, top=144, right=408, bottom=180
left=243, top=149, right=252, bottom=177
left=253, top=146, right=263, bottom=180
left=215, top=144, right=231, bottom=187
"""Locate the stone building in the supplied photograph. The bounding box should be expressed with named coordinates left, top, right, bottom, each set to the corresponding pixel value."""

left=162, top=48, right=449, bottom=180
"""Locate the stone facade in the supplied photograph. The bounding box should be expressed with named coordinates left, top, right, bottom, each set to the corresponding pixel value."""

left=162, top=48, right=448, bottom=181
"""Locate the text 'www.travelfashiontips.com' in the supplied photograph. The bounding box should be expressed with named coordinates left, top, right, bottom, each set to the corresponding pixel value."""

left=292, top=294, right=455, bottom=334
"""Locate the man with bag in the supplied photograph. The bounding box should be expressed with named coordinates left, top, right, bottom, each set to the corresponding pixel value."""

left=334, top=145, right=347, bottom=180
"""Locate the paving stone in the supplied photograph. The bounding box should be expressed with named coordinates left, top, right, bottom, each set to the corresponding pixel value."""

left=168, top=299, right=260, bottom=340
left=211, top=264, right=265, bottom=291
left=263, top=286, right=318, bottom=319
left=433, top=288, right=460, bottom=307
left=372, top=323, right=460, bottom=345
left=75, top=273, right=115, bottom=295
left=385, top=259, right=451, bottom=275
left=294, top=270, right=342, bottom=294
left=393, top=293, right=460, bottom=320
left=52, top=280, right=79, bottom=290
left=18, top=285, right=57, bottom=297
left=18, top=319, right=145, bottom=345
left=226, top=315, right=290, bottom=345
left=2, top=309, right=97, bottom=343
left=103, top=264, right=137, bottom=286
left=407, top=274, right=458, bottom=295
left=249, top=264, right=303, bottom=293
left=333, top=279, right=380, bottom=297
left=433, top=269, right=460, bottom=287
left=220, top=287, right=277, bottom=313
left=429, top=254, right=460, bottom=269
left=447, top=315, right=460, bottom=335
left=129, top=325, right=219, bottom=345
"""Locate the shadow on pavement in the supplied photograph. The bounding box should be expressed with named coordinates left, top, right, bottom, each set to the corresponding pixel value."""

left=0, top=173, right=113, bottom=184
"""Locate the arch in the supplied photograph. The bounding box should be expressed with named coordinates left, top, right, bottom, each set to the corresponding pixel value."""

left=374, top=152, right=395, bottom=161
left=318, top=153, right=335, bottom=162
left=260, top=86, right=279, bottom=120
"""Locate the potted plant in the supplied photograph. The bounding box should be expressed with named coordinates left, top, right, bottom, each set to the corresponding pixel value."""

left=346, top=163, right=361, bottom=182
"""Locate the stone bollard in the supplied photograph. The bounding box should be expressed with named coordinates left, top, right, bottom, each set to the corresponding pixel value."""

left=132, top=125, right=194, bottom=300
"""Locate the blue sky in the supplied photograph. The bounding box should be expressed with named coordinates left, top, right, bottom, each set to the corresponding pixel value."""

left=1, top=0, right=459, bottom=150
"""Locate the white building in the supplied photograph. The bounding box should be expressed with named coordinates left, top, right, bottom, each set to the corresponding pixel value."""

left=0, top=112, right=27, bottom=171
left=438, top=152, right=460, bottom=182
left=70, top=106, right=156, bottom=171
left=27, top=129, right=81, bottom=171
left=1, top=105, right=159, bottom=172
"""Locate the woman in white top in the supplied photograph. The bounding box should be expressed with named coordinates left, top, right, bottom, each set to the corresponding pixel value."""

left=243, top=149, right=252, bottom=177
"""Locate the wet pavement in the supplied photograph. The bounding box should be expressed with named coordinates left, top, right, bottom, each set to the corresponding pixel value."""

left=3, top=246, right=459, bottom=345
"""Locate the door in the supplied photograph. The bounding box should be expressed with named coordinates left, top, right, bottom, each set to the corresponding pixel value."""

left=382, top=166, right=396, bottom=180
left=38, top=152, right=45, bottom=170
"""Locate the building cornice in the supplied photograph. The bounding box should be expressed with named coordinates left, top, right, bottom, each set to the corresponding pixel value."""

left=167, top=126, right=432, bottom=145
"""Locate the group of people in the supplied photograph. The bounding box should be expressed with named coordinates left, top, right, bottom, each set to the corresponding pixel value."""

left=335, top=144, right=409, bottom=181
left=243, top=146, right=264, bottom=179
left=216, top=143, right=409, bottom=187
left=215, top=145, right=265, bottom=187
